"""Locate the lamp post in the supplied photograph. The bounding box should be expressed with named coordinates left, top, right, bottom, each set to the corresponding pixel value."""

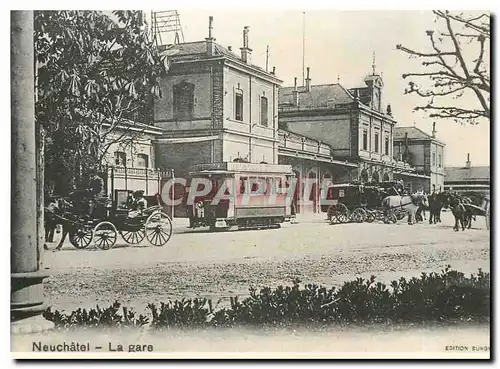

left=11, top=10, right=53, bottom=333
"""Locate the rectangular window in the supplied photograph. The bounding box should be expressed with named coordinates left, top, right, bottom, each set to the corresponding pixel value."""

left=137, top=154, right=149, bottom=168
left=374, top=133, right=379, bottom=153
left=384, top=136, right=389, bottom=155
left=235, top=92, right=243, bottom=121
left=260, top=96, right=268, bottom=126
left=438, top=154, right=442, bottom=168
left=362, top=130, right=368, bottom=150
left=432, top=152, right=436, bottom=166
left=114, top=151, right=126, bottom=166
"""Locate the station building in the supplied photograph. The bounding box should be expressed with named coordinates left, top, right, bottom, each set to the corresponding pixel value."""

left=142, top=17, right=437, bottom=215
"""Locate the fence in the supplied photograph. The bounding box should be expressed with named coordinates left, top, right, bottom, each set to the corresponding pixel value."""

left=103, top=165, right=175, bottom=219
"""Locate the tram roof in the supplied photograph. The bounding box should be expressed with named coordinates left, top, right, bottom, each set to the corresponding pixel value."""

left=191, top=162, right=294, bottom=176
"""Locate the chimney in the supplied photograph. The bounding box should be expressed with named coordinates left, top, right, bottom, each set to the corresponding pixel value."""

left=206, top=16, right=215, bottom=56
left=228, top=46, right=232, bottom=52
left=386, top=104, right=392, bottom=116
left=432, top=121, right=436, bottom=138
left=240, top=26, right=252, bottom=64
left=272, top=66, right=276, bottom=75
left=293, top=77, right=299, bottom=106
left=466, top=153, right=471, bottom=169
left=305, top=67, right=311, bottom=91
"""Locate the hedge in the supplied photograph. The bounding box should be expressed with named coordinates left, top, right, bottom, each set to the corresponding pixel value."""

left=43, top=266, right=490, bottom=330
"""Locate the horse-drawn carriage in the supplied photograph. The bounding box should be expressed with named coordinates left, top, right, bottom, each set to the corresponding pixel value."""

left=320, top=181, right=407, bottom=225
left=45, top=188, right=173, bottom=250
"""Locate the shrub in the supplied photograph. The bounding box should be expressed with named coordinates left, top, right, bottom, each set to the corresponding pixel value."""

left=148, top=298, right=211, bottom=329
left=43, top=267, right=490, bottom=329
left=43, top=301, right=149, bottom=329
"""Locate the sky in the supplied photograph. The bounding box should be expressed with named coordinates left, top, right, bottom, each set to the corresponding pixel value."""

left=147, top=9, right=490, bottom=167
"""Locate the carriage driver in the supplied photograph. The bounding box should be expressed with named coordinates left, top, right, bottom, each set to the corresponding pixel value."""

left=87, top=170, right=105, bottom=216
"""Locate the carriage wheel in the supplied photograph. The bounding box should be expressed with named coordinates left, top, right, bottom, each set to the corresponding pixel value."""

left=365, top=210, right=375, bottom=223
left=351, top=208, right=367, bottom=223
left=93, top=221, right=118, bottom=250
left=374, top=210, right=385, bottom=221
left=327, top=203, right=350, bottom=221
left=145, top=211, right=172, bottom=247
left=68, top=227, right=93, bottom=249
left=333, top=210, right=349, bottom=224
left=384, top=210, right=398, bottom=224
left=120, top=230, right=146, bottom=245
left=329, top=212, right=339, bottom=225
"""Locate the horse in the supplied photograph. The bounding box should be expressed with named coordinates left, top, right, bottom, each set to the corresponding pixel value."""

left=427, top=192, right=446, bottom=224
left=44, top=197, right=74, bottom=250
left=442, top=192, right=468, bottom=231
left=381, top=192, right=429, bottom=225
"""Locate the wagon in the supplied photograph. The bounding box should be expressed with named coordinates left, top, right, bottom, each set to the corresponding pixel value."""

left=320, top=182, right=403, bottom=225
left=50, top=189, right=173, bottom=250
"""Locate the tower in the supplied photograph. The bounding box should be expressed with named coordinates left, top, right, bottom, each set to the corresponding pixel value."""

left=150, top=10, right=185, bottom=47
left=364, top=51, right=384, bottom=112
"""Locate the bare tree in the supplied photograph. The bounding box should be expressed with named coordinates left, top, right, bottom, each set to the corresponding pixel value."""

left=397, top=11, right=490, bottom=124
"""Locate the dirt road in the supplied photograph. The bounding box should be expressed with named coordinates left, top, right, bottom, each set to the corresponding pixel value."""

left=42, top=212, right=490, bottom=312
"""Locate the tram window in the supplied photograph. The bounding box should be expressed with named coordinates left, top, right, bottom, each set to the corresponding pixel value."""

left=275, top=177, right=285, bottom=194
left=239, top=177, right=247, bottom=194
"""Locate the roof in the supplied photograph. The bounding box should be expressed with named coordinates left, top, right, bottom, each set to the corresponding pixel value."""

left=278, top=84, right=354, bottom=108
left=159, top=41, right=277, bottom=79
left=394, top=126, right=433, bottom=140
left=444, top=166, right=490, bottom=182
left=393, top=126, right=445, bottom=146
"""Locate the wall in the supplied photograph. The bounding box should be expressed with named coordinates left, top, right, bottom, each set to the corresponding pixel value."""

left=154, top=68, right=213, bottom=131
left=155, top=140, right=218, bottom=176
left=430, top=142, right=445, bottom=191
left=222, top=65, right=278, bottom=163
left=358, top=112, right=393, bottom=162
left=279, top=113, right=351, bottom=157
left=103, top=133, right=156, bottom=169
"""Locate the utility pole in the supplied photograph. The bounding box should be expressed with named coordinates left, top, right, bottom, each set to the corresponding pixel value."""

left=302, top=12, right=306, bottom=86
left=11, top=10, right=53, bottom=333
left=265, top=45, right=269, bottom=72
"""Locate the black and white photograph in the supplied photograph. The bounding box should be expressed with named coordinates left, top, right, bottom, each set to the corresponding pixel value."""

left=9, top=5, right=491, bottom=359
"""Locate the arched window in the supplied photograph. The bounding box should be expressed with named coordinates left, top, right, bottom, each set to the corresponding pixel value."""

left=372, top=172, right=380, bottom=183
left=383, top=173, right=390, bottom=182
left=173, top=82, right=195, bottom=119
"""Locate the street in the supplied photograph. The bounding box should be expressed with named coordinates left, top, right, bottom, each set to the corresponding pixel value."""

left=42, top=211, right=490, bottom=313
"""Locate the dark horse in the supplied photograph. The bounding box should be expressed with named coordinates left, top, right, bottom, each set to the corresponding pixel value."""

left=44, top=190, right=97, bottom=251
left=443, top=192, right=468, bottom=231
left=427, top=192, right=447, bottom=224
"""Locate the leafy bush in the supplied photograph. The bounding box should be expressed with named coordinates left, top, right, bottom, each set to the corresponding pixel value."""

left=148, top=298, right=211, bottom=329
left=43, top=301, right=149, bottom=329
left=43, top=267, right=490, bottom=329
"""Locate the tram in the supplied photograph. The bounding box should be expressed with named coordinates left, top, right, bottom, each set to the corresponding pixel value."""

left=185, top=162, right=295, bottom=230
